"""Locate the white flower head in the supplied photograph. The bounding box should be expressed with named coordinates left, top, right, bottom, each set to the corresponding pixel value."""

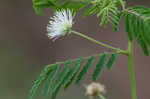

left=47, top=9, right=74, bottom=40
left=85, top=82, right=106, bottom=96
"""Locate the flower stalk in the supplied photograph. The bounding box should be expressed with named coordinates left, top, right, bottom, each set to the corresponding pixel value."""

left=71, top=30, right=128, bottom=56
left=98, top=94, right=106, bottom=99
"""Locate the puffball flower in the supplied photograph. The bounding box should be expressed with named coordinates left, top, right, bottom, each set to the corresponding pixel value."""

left=47, top=9, right=74, bottom=40
left=85, top=82, right=106, bottom=96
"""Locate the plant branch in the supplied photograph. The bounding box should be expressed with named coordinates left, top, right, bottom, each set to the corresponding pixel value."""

left=71, top=30, right=128, bottom=56
left=128, top=40, right=137, bottom=99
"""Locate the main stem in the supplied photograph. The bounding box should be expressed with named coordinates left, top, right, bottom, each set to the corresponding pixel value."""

left=128, top=40, right=137, bottom=99
left=71, top=30, right=128, bottom=56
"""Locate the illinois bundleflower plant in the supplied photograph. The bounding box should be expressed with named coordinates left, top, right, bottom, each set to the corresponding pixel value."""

left=30, top=0, right=150, bottom=99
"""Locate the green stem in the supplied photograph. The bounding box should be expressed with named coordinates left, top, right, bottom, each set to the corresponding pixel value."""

left=71, top=30, right=128, bottom=56
left=128, top=40, right=137, bottom=99
left=98, top=94, right=106, bottom=99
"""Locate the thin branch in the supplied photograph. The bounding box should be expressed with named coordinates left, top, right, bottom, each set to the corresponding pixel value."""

left=71, top=30, right=128, bottom=56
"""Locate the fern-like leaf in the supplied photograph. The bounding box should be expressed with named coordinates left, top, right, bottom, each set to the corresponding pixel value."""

left=50, top=61, right=72, bottom=99
left=97, top=2, right=121, bottom=31
left=137, top=35, right=149, bottom=56
left=75, top=56, right=95, bottom=84
left=30, top=52, right=120, bottom=99
left=41, top=63, right=60, bottom=97
left=83, top=5, right=98, bottom=17
left=33, top=0, right=90, bottom=14
left=50, top=81, right=62, bottom=99
left=124, top=6, right=150, bottom=55
left=33, top=0, right=56, bottom=15
left=59, top=1, right=90, bottom=12
left=83, top=0, right=124, bottom=31
left=93, top=53, right=107, bottom=81
left=106, top=52, right=118, bottom=70
left=29, top=64, right=57, bottom=99
left=63, top=58, right=83, bottom=90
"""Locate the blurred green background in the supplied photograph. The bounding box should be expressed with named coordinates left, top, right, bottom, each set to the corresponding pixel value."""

left=0, top=0, right=150, bottom=99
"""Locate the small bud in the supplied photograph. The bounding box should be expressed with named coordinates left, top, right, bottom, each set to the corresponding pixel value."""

left=85, top=82, right=106, bottom=96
